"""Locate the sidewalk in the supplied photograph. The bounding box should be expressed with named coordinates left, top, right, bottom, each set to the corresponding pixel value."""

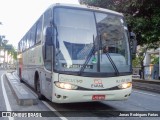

left=5, top=72, right=38, bottom=106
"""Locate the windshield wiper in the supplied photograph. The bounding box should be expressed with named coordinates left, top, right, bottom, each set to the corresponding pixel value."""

left=99, top=35, right=119, bottom=76
left=105, top=52, right=119, bottom=75
left=79, top=35, right=96, bottom=75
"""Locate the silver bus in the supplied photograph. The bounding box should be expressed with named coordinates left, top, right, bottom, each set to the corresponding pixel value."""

left=17, top=3, right=132, bottom=103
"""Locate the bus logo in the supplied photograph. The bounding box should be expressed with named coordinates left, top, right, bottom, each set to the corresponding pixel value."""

left=94, top=79, right=102, bottom=84
left=91, top=79, right=104, bottom=88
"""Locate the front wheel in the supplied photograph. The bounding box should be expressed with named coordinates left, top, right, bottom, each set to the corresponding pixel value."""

left=35, top=77, right=44, bottom=100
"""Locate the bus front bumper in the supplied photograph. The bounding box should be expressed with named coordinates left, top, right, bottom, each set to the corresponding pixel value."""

left=52, top=87, right=132, bottom=103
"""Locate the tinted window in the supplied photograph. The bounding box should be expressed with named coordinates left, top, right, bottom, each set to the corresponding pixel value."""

left=36, top=16, right=42, bottom=43
left=30, top=24, right=36, bottom=47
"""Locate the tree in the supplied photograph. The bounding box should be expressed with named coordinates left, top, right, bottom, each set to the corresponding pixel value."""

left=0, top=22, right=16, bottom=67
left=5, top=44, right=17, bottom=61
left=124, top=0, right=160, bottom=46
left=10, top=48, right=17, bottom=60
left=1, top=42, right=17, bottom=67
left=151, top=56, right=159, bottom=64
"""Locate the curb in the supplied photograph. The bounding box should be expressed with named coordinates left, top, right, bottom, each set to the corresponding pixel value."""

left=5, top=73, right=38, bottom=106
left=133, top=79, right=160, bottom=85
left=132, top=79, right=160, bottom=93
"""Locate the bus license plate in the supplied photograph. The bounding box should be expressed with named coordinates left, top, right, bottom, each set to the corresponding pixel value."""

left=92, top=95, right=105, bottom=100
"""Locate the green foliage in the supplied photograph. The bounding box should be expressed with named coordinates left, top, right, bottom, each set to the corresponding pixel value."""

left=132, top=56, right=141, bottom=67
left=131, top=45, right=147, bottom=67
left=151, top=56, right=159, bottom=64
left=7, top=45, right=17, bottom=60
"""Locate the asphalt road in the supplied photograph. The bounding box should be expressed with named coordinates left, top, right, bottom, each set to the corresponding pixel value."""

left=0, top=70, right=160, bottom=120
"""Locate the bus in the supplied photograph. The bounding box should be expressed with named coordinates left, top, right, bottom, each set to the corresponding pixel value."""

left=17, top=3, right=133, bottom=103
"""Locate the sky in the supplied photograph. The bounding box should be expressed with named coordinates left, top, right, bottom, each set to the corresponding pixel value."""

left=0, top=0, right=80, bottom=48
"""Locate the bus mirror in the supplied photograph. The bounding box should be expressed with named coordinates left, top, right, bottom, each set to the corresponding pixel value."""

left=45, top=27, right=53, bottom=45
left=130, top=32, right=137, bottom=54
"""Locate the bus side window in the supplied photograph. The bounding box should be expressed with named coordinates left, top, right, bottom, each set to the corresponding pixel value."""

left=36, top=16, right=43, bottom=43
left=44, top=45, right=52, bottom=71
left=30, top=24, right=36, bottom=47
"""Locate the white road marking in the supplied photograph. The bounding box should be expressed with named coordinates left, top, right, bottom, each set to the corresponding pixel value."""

left=42, top=101, right=68, bottom=120
left=133, top=90, right=157, bottom=97
left=1, top=73, right=14, bottom=120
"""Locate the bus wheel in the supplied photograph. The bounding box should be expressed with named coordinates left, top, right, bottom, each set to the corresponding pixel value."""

left=36, top=76, right=44, bottom=100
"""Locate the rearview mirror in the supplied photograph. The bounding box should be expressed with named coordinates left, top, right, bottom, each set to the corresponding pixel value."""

left=45, top=26, right=53, bottom=45
left=130, top=32, right=137, bottom=55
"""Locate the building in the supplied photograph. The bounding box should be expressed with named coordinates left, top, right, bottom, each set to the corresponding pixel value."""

left=143, top=48, right=160, bottom=80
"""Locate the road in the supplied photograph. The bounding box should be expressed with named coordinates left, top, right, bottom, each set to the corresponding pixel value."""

left=0, top=70, right=160, bottom=120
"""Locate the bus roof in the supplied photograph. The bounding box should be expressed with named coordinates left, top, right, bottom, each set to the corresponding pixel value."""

left=49, top=3, right=123, bottom=17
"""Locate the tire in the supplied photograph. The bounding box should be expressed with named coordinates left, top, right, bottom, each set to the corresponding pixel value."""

left=20, top=79, right=24, bottom=83
left=36, top=76, right=44, bottom=100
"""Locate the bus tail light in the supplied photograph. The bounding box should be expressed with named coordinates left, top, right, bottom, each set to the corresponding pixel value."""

left=54, top=82, right=78, bottom=90
left=118, top=82, right=132, bottom=89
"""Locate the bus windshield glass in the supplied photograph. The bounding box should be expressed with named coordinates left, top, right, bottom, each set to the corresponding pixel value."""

left=54, top=7, right=131, bottom=75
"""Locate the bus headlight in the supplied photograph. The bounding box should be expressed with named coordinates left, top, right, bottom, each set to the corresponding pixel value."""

left=55, top=82, right=78, bottom=90
left=118, top=82, right=132, bottom=89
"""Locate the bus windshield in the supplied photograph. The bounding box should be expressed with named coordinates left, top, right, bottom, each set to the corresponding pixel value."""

left=54, top=7, right=131, bottom=75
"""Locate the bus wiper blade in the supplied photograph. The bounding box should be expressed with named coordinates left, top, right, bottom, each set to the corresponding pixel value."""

left=79, top=35, right=96, bottom=75
left=99, top=35, right=119, bottom=76
left=105, top=52, right=119, bottom=76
